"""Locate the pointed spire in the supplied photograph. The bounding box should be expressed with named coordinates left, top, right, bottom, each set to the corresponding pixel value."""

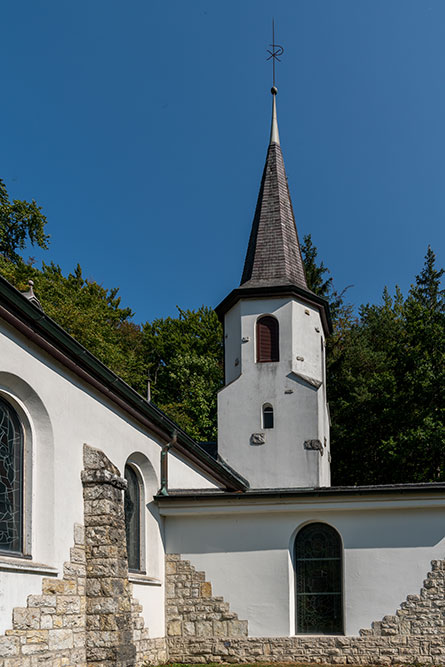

left=240, top=88, right=308, bottom=290
left=270, top=86, right=280, bottom=145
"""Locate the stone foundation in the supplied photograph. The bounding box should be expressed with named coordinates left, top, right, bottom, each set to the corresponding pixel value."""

left=166, top=555, right=445, bottom=665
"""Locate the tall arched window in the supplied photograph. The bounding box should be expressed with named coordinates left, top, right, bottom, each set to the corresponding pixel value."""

left=295, top=523, right=343, bottom=634
left=124, top=464, right=141, bottom=571
left=256, top=316, right=279, bottom=363
left=0, top=397, right=24, bottom=554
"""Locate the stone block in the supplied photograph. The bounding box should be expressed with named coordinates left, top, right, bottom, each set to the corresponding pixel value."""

left=196, top=621, right=213, bottom=637
left=165, top=560, right=177, bottom=575
left=63, top=562, right=86, bottom=579
left=227, top=619, right=248, bottom=637
left=70, top=546, right=86, bottom=563
left=12, top=607, right=40, bottom=630
left=48, top=629, right=74, bottom=651
left=62, top=613, right=84, bottom=629
left=213, top=621, right=228, bottom=637
left=183, top=622, right=196, bottom=636
left=167, top=621, right=182, bottom=636
left=42, top=579, right=76, bottom=596
left=56, top=596, right=81, bottom=614
left=74, top=523, right=85, bottom=546
left=86, top=597, right=118, bottom=614
left=200, top=581, right=212, bottom=597
left=0, top=635, right=19, bottom=657
left=25, top=630, right=49, bottom=644
left=20, top=642, right=50, bottom=655
left=40, top=614, right=53, bottom=629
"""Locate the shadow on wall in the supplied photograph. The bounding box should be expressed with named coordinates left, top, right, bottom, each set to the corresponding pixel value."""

left=165, top=510, right=445, bottom=553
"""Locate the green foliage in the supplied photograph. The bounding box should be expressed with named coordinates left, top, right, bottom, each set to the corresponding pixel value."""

left=0, top=257, right=147, bottom=395
left=330, top=247, right=445, bottom=485
left=301, top=234, right=332, bottom=298
left=143, top=307, right=223, bottom=442
left=1, top=182, right=443, bottom=483
left=0, top=179, right=49, bottom=262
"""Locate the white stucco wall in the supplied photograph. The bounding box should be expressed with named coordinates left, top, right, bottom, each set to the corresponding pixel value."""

left=218, top=296, right=330, bottom=488
left=0, top=320, right=218, bottom=636
left=162, top=495, right=445, bottom=637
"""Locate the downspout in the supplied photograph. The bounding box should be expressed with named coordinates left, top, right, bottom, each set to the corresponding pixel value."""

left=158, top=431, right=177, bottom=496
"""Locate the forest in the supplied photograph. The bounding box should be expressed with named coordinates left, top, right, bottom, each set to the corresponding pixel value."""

left=1, top=178, right=444, bottom=486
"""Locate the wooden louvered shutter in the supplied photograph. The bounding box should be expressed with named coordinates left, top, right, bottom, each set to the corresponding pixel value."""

left=256, top=316, right=279, bottom=362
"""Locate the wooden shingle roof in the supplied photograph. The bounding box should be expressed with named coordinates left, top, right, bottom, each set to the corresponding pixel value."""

left=240, top=92, right=307, bottom=290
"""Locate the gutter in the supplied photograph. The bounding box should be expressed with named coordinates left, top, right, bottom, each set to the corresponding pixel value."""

left=0, top=276, right=248, bottom=492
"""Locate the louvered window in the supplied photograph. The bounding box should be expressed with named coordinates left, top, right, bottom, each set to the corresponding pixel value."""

left=256, top=316, right=279, bottom=362
left=295, top=523, right=343, bottom=634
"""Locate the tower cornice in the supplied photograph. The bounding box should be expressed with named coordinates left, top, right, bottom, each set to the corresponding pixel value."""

left=215, top=283, right=332, bottom=336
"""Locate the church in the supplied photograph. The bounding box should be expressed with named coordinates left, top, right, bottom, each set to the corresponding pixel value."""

left=0, top=85, right=444, bottom=667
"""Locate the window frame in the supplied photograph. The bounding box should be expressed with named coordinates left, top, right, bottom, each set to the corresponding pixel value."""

left=256, top=315, right=280, bottom=363
left=0, top=396, right=26, bottom=557
left=124, top=462, right=146, bottom=574
left=262, top=403, right=274, bottom=429
left=294, top=522, right=344, bottom=635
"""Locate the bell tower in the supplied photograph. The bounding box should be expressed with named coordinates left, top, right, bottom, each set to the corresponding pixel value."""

left=215, top=87, right=332, bottom=489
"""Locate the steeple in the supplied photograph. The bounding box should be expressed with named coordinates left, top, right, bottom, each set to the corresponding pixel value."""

left=240, top=87, right=308, bottom=290
left=216, top=79, right=332, bottom=491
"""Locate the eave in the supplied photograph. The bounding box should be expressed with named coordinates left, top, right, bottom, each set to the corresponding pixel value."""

left=215, top=283, right=332, bottom=335
left=0, top=274, right=249, bottom=492
left=156, top=482, right=445, bottom=515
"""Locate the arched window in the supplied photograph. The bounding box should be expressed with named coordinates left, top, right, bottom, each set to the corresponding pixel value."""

left=124, top=464, right=142, bottom=571
left=0, top=397, right=24, bottom=554
left=295, top=523, right=343, bottom=634
left=263, top=404, right=274, bottom=429
left=256, top=316, right=279, bottom=363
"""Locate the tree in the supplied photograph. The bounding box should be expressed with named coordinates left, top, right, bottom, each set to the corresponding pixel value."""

left=0, top=257, right=147, bottom=395
left=330, top=248, right=445, bottom=485
left=301, top=234, right=332, bottom=298
left=0, top=179, right=49, bottom=262
left=143, top=307, right=223, bottom=442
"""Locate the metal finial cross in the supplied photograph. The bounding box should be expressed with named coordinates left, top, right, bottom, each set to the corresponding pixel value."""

left=266, top=19, right=284, bottom=88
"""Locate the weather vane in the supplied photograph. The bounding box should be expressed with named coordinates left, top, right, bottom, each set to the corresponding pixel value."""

left=266, top=19, right=284, bottom=90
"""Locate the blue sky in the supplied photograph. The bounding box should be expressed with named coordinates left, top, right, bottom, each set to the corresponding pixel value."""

left=2, top=0, right=444, bottom=322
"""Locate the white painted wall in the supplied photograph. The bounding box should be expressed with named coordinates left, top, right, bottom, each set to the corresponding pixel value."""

left=163, top=497, right=445, bottom=637
left=218, top=297, right=330, bottom=488
left=0, top=321, right=218, bottom=637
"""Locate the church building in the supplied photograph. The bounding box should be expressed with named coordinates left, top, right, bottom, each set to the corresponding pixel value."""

left=0, top=85, right=444, bottom=666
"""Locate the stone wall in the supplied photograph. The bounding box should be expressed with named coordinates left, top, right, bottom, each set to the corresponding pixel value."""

left=165, top=554, right=248, bottom=640
left=167, top=554, right=445, bottom=665
left=0, top=445, right=166, bottom=667
left=0, top=523, right=87, bottom=667
left=81, top=443, right=166, bottom=667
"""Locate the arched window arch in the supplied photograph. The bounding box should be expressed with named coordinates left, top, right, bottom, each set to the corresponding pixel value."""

left=0, top=397, right=24, bottom=554
left=262, top=404, right=274, bottom=429
left=124, top=463, right=143, bottom=572
left=295, top=523, right=343, bottom=634
left=256, top=316, right=279, bottom=363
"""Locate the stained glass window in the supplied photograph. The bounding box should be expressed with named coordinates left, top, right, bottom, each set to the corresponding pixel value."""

left=124, top=464, right=141, bottom=571
left=0, top=398, right=23, bottom=554
left=295, top=523, right=343, bottom=634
